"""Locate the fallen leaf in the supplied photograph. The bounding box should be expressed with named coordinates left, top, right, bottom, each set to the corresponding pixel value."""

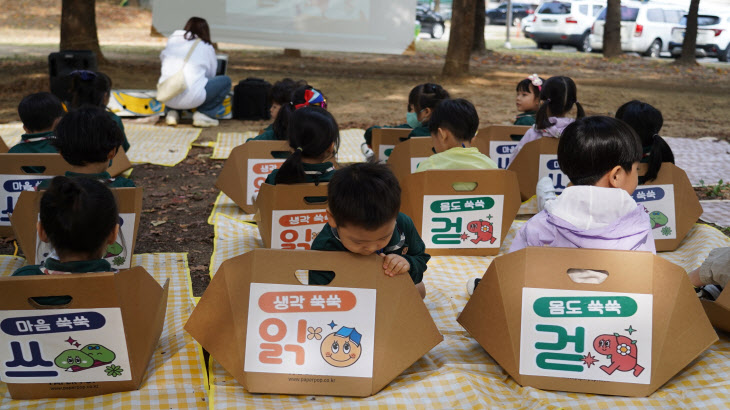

left=151, top=220, right=167, bottom=227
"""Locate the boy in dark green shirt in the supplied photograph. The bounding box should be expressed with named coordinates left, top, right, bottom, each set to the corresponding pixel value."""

left=310, top=163, right=430, bottom=298
left=8, top=92, right=65, bottom=155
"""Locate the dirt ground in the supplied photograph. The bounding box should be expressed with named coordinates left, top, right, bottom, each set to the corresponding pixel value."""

left=1, top=0, right=729, bottom=295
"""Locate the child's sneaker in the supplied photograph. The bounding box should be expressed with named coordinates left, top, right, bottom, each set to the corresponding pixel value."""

left=466, top=277, right=481, bottom=296
left=193, top=111, right=220, bottom=128
left=536, top=176, right=558, bottom=211
left=697, top=284, right=723, bottom=301
left=165, top=110, right=179, bottom=126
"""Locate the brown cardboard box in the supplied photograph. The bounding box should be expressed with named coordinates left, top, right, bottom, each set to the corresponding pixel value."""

left=0, top=139, right=8, bottom=153
left=508, top=137, right=567, bottom=201
left=634, top=163, right=703, bottom=252
left=10, top=187, right=143, bottom=270
left=185, top=249, right=443, bottom=397
left=701, top=289, right=730, bottom=333
left=0, top=267, right=169, bottom=399
left=458, top=247, right=718, bottom=397
left=386, top=137, right=433, bottom=182
left=108, top=147, right=132, bottom=177
left=256, top=183, right=329, bottom=249
left=473, top=125, right=530, bottom=170
left=215, top=141, right=291, bottom=214
left=400, top=170, right=521, bottom=256
left=0, top=154, right=73, bottom=237
left=371, top=128, right=413, bottom=163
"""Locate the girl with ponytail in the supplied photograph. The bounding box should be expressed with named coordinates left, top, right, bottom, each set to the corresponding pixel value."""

left=250, top=85, right=327, bottom=141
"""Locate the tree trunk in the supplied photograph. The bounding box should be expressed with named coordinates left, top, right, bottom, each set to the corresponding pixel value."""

left=677, top=0, right=700, bottom=65
left=602, top=0, right=622, bottom=57
left=434, top=0, right=441, bottom=12
left=472, top=0, right=487, bottom=55
left=443, top=0, right=477, bottom=76
left=60, top=0, right=106, bottom=63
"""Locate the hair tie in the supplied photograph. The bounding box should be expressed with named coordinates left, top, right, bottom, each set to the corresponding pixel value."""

left=652, top=134, right=660, bottom=142
left=293, top=88, right=327, bottom=110
left=527, top=74, right=543, bottom=91
left=546, top=98, right=551, bottom=103
left=296, top=147, right=303, bottom=152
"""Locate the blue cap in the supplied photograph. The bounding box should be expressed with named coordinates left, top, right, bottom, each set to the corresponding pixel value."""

left=335, top=326, right=362, bottom=346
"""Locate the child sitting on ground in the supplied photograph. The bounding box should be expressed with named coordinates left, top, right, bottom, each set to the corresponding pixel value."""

left=415, top=98, right=497, bottom=174
left=264, top=106, right=339, bottom=185
left=615, top=100, right=674, bottom=184
left=9, top=92, right=65, bottom=154
left=42, top=107, right=135, bottom=188
left=513, top=74, right=544, bottom=128
left=250, top=85, right=326, bottom=141
left=508, top=75, right=584, bottom=164
left=309, top=163, right=431, bottom=299
left=689, top=248, right=729, bottom=301
left=256, top=78, right=307, bottom=140
left=468, top=116, right=654, bottom=294
left=13, top=176, right=120, bottom=305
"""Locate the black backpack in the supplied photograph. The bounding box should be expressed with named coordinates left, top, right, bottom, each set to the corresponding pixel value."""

left=233, top=78, right=272, bottom=120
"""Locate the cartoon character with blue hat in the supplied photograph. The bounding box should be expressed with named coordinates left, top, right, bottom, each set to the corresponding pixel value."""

left=320, top=326, right=363, bottom=367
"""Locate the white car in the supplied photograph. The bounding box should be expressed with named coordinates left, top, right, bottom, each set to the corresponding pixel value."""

left=669, top=13, right=730, bottom=62
left=590, top=1, right=686, bottom=57
left=525, top=0, right=606, bottom=52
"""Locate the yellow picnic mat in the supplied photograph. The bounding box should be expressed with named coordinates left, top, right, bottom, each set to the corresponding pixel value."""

left=125, top=124, right=201, bottom=166
left=211, top=132, right=258, bottom=159
left=205, top=216, right=730, bottom=408
left=207, top=192, right=255, bottom=225
left=518, top=195, right=538, bottom=215
left=0, top=253, right=208, bottom=409
left=0, top=122, right=24, bottom=148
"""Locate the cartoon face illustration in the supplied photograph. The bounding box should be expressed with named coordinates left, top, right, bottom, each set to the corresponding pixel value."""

left=466, top=220, right=497, bottom=244
left=592, top=333, right=644, bottom=377
left=320, top=326, right=362, bottom=368
left=54, top=349, right=94, bottom=370
left=81, top=344, right=116, bottom=363
left=649, top=211, right=668, bottom=229
left=105, top=242, right=123, bottom=258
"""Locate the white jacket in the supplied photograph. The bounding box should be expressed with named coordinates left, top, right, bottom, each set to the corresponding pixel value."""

left=158, top=30, right=217, bottom=109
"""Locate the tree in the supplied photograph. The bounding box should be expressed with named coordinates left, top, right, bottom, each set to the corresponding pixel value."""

left=60, top=0, right=106, bottom=63
left=472, top=0, right=487, bottom=55
left=602, top=0, right=621, bottom=57
left=677, top=0, right=701, bottom=65
left=443, top=0, right=477, bottom=76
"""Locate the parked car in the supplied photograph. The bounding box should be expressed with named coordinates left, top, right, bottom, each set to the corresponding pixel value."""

left=590, top=1, right=686, bottom=57
left=417, top=5, right=447, bottom=39
left=526, top=0, right=606, bottom=52
left=418, top=0, right=452, bottom=20
left=485, top=2, right=538, bottom=26
left=669, top=13, right=730, bottom=62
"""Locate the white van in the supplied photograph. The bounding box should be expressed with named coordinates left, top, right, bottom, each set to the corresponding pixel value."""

left=526, top=0, right=606, bottom=52
left=590, top=1, right=686, bottom=57
left=669, top=12, right=730, bottom=62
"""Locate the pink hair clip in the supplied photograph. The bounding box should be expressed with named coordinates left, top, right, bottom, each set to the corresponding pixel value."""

left=527, top=74, right=543, bottom=90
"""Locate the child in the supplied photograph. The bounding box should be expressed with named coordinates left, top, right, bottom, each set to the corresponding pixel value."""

left=310, top=163, right=431, bottom=299
left=69, top=70, right=131, bottom=152
left=689, top=248, right=729, bottom=301
left=9, top=92, right=65, bottom=154
left=415, top=98, right=497, bottom=173
left=264, top=106, right=339, bottom=185
left=45, top=107, right=135, bottom=188
left=508, top=76, right=584, bottom=164
left=514, top=74, right=544, bottom=128
left=256, top=78, right=308, bottom=140
left=250, top=85, right=326, bottom=141
left=468, top=116, right=654, bottom=294
left=13, top=176, right=119, bottom=305
left=615, top=100, right=674, bottom=184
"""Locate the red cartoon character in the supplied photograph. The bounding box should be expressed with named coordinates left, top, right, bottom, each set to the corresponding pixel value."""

left=593, top=333, right=644, bottom=377
left=466, top=220, right=497, bottom=244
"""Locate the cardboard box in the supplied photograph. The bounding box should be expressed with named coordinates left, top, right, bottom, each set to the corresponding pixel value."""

left=256, top=183, right=329, bottom=249
left=0, top=138, right=8, bottom=153
left=185, top=249, right=443, bottom=397
left=632, top=162, right=703, bottom=252
left=508, top=137, right=567, bottom=201
left=400, top=169, right=521, bottom=256
left=11, top=187, right=143, bottom=270
left=108, top=147, right=132, bottom=177
left=386, top=137, right=433, bottom=182
left=473, top=125, right=531, bottom=170
left=458, top=247, right=718, bottom=397
left=701, top=289, right=730, bottom=333
left=0, top=154, right=73, bottom=237
left=371, top=128, right=413, bottom=163
left=0, top=267, right=169, bottom=399
left=215, top=141, right=292, bottom=214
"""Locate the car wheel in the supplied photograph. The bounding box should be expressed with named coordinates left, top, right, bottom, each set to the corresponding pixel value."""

left=645, top=39, right=662, bottom=58
left=537, top=43, right=553, bottom=50
left=431, top=23, right=444, bottom=39
left=577, top=32, right=592, bottom=53
left=719, top=45, right=730, bottom=62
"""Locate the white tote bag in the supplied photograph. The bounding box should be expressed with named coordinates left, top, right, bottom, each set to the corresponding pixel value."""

left=156, top=38, right=201, bottom=102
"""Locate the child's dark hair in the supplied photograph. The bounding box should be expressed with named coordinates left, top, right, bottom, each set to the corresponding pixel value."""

left=429, top=98, right=479, bottom=142
left=272, top=85, right=327, bottom=140
left=615, top=100, right=674, bottom=183
left=69, top=70, right=112, bottom=108
left=535, top=76, right=584, bottom=130
left=18, top=92, right=65, bottom=132
left=41, top=176, right=118, bottom=258
left=275, top=106, right=340, bottom=184
left=516, top=76, right=544, bottom=97
left=408, top=83, right=450, bottom=113
left=53, top=107, right=123, bottom=166
left=558, top=116, right=642, bottom=186
left=271, top=78, right=307, bottom=105
left=328, top=163, right=401, bottom=230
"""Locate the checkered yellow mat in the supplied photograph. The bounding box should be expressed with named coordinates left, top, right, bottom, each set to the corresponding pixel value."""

left=518, top=195, right=538, bottom=215
left=211, top=132, right=258, bottom=160
left=207, top=192, right=256, bottom=225
left=0, top=122, right=23, bottom=148
left=125, top=124, right=201, bottom=166
left=0, top=253, right=208, bottom=409
left=206, top=217, right=730, bottom=408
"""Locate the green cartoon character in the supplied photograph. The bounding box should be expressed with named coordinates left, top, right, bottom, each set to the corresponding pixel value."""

left=649, top=211, right=668, bottom=229
left=81, top=344, right=116, bottom=364
left=54, top=349, right=95, bottom=371
left=105, top=242, right=123, bottom=258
